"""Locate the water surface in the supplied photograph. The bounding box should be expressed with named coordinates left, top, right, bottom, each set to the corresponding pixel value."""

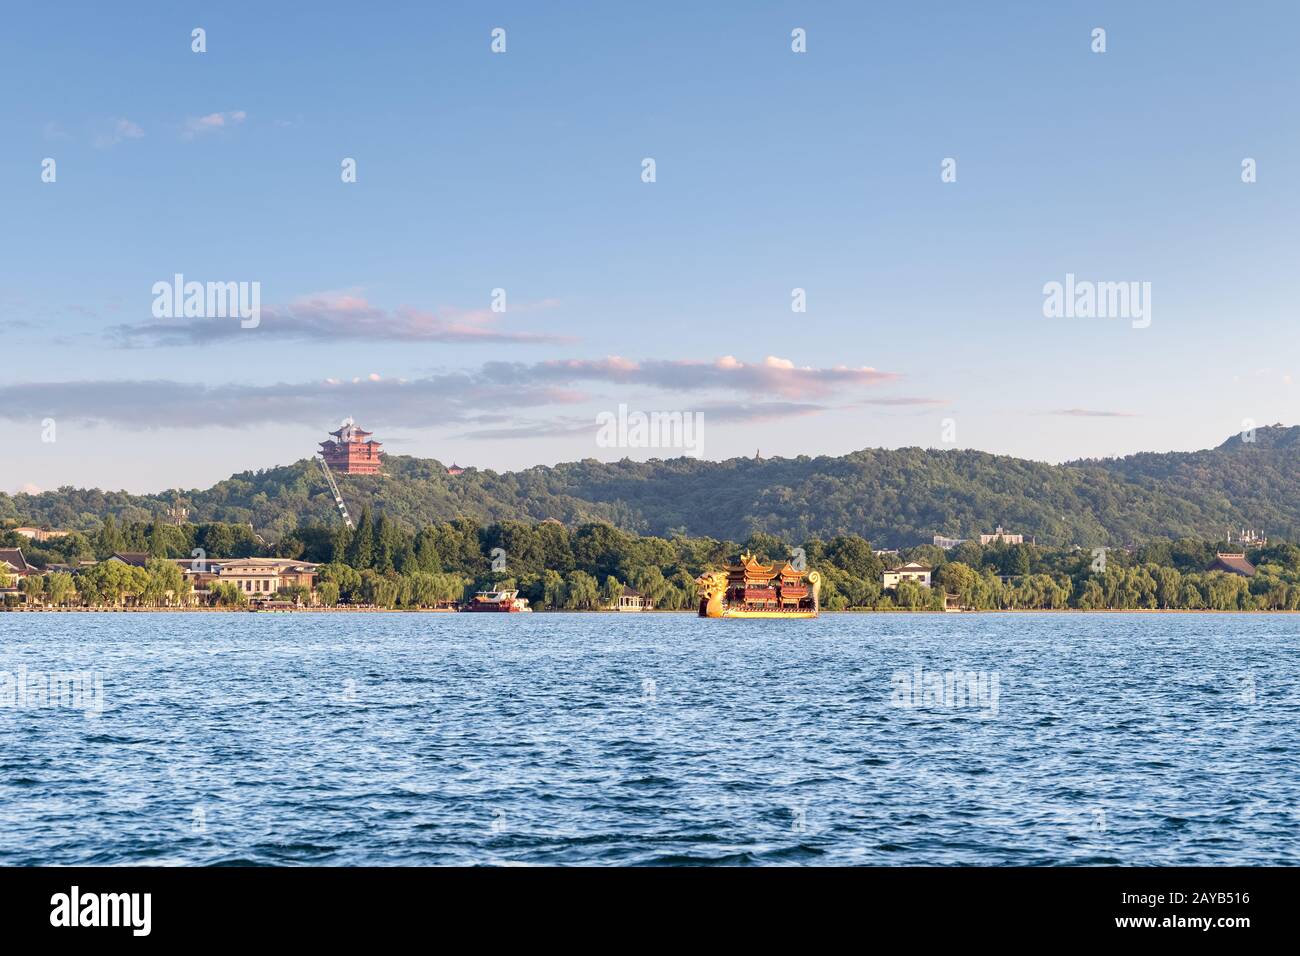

left=1, top=612, right=1296, bottom=865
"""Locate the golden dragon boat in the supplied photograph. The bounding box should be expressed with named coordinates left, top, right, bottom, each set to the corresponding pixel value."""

left=696, top=551, right=821, bottom=619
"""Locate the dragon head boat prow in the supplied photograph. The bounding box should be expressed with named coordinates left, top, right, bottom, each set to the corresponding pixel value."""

left=696, top=554, right=820, bottom=619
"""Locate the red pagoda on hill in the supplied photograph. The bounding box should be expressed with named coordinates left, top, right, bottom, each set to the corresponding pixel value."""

left=319, top=417, right=383, bottom=475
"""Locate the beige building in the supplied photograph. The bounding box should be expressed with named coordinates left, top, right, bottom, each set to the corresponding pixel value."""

left=102, top=554, right=319, bottom=601
left=13, top=527, right=70, bottom=543
left=207, top=558, right=319, bottom=598
left=882, top=562, right=932, bottom=589
left=979, top=526, right=1024, bottom=545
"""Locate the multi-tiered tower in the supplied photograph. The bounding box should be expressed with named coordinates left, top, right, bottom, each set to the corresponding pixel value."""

left=319, top=417, right=383, bottom=475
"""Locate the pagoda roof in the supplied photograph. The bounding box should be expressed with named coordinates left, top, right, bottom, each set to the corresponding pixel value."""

left=327, top=417, right=377, bottom=442
left=1209, top=553, right=1256, bottom=576
left=0, top=548, right=31, bottom=574
left=726, top=551, right=777, bottom=571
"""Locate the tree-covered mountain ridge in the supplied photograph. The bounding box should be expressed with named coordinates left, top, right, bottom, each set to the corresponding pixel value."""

left=5, top=425, right=1298, bottom=547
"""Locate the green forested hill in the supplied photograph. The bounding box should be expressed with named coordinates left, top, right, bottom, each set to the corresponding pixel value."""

left=5, top=427, right=1299, bottom=546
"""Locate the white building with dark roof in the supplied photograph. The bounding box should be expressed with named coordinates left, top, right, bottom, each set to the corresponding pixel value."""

left=882, top=562, right=932, bottom=589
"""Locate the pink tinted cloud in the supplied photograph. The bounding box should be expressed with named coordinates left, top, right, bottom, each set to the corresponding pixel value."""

left=488, top=354, right=898, bottom=401
left=110, top=291, right=572, bottom=347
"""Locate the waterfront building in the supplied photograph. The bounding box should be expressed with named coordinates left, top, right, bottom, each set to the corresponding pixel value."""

left=95, top=555, right=320, bottom=603
left=319, top=417, right=383, bottom=475
left=882, top=562, right=933, bottom=589
left=614, top=586, right=652, bottom=611
left=0, top=549, right=34, bottom=604
left=205, top=558, right=320, bottom=598
left=0, top=548, right=32, bottom=578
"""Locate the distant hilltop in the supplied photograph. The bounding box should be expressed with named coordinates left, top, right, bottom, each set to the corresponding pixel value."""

left=5, top=426, right=1300, bottom=548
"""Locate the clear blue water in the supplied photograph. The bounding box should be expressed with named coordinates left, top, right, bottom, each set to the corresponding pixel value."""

left=1, top=612, right=1296, bottom=866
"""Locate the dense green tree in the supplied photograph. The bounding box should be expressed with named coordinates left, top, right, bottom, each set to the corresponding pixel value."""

left=93, top=515, right=125, bottom=558
left=20, top=575, right=45, bottom=604
left=412, top=526, right=442, bottom=573
left=347, top=507, right=375, bottom=569
left=319, top=562, right=362, bottom=603
left=539, top=569, right=566, bottom=609
left=45, top=572, right=76, bottom=607
left=140, top=558, right=187, bottom=607
left=825, top=535, right=881, bottom=581
left=563, top=570, right=600, bottom=609
left=209, top=582, right=247, bottom=607
left=936, top=562, right=979, bottom=608
left=599, top=574, right=623, bottom=609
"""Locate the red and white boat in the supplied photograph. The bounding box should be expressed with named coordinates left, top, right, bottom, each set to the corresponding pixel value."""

left=460, top=589, right=532, bottom=612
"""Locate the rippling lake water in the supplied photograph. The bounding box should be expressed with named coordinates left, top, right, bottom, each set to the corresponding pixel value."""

left=1, top=612, right=1296, bottom=866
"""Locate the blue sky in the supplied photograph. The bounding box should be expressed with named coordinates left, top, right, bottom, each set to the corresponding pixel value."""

left=3, top=1, right=1298, bottom=493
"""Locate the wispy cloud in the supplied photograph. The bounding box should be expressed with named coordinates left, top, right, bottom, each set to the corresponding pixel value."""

left=454, top=400, right=827, bottom=440
left=454, top=417, right=596, bottom=441
left=0, top=375, right=578, bottom=431
left=852, top=396, right=950, bottom=407
left=93, top=118, right=144, bottom=149
left=696, top=400, right=828, bottom=423
left=1051, top=408, right=1137, bottom=418
left=480, top=355, right=898, bottom=401
left=109, top=291, right=571, bottom=347
left=0, top=356, right=907, bottom=432
left=182, top=110, right=246, bottom=139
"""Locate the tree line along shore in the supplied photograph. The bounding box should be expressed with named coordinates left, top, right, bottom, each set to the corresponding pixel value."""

left=2, top=511, right=1296, bottom=612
